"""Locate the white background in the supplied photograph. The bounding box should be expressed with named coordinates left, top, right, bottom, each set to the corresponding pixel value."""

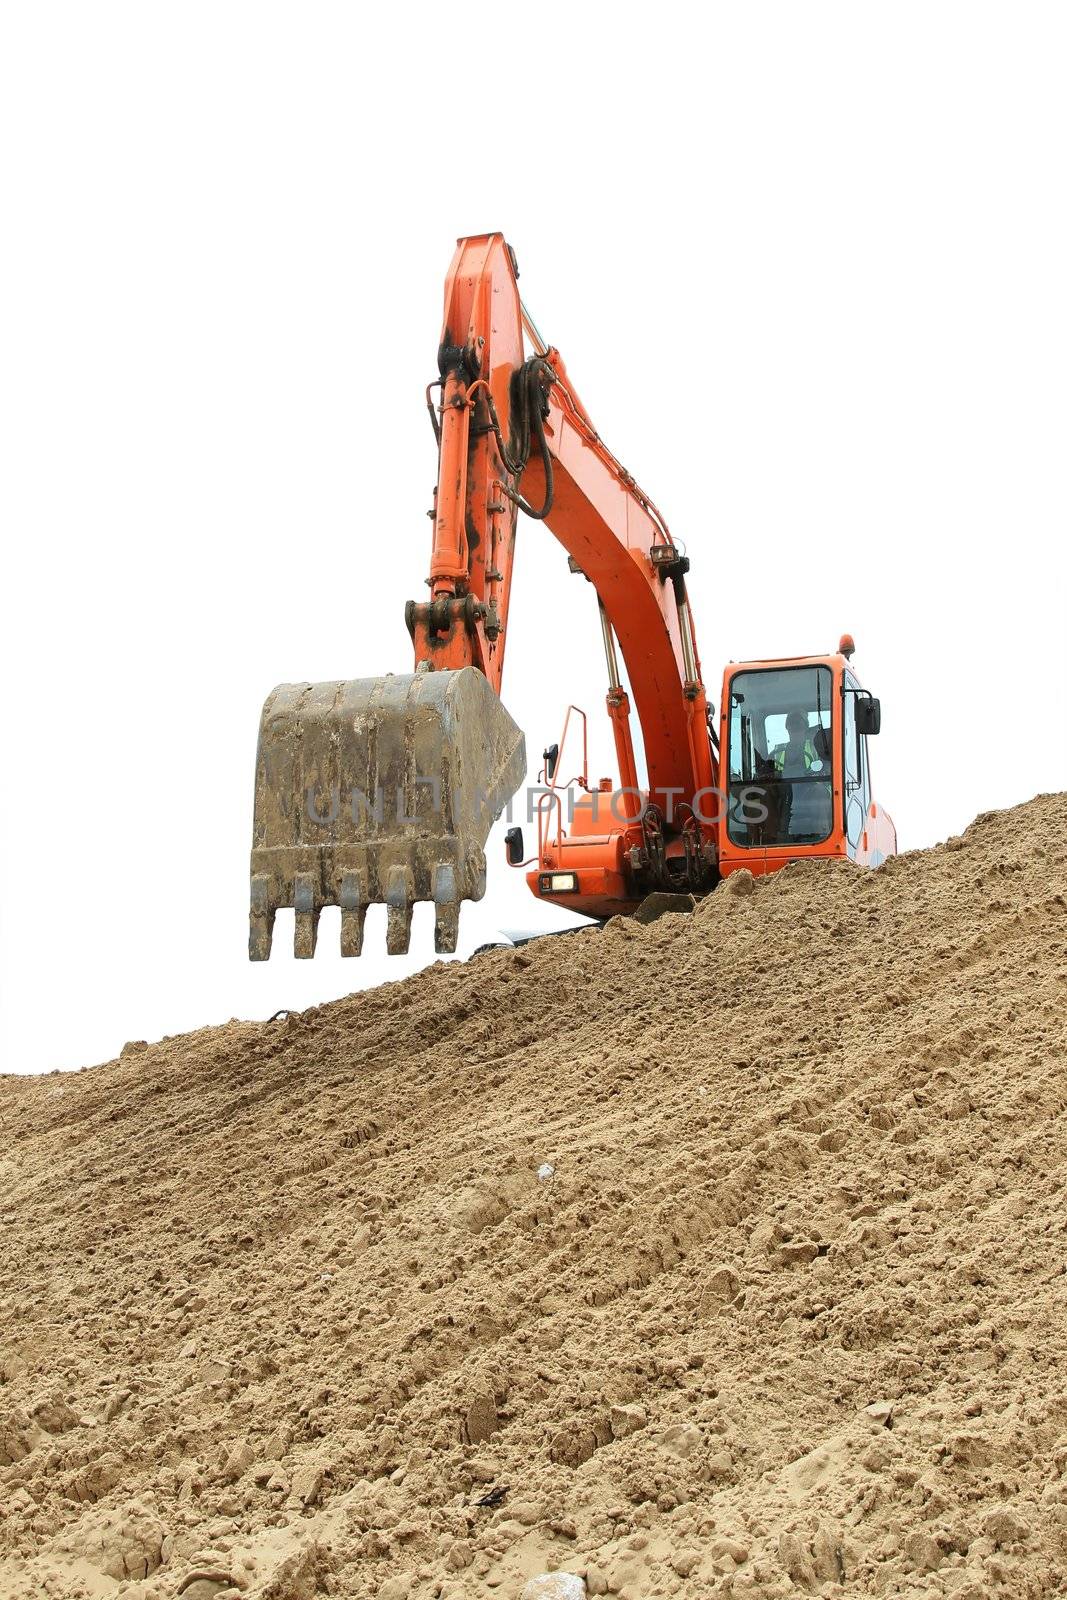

left=2, top=5, right=1065, bottom=1075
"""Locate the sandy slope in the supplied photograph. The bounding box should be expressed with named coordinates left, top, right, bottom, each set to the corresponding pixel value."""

left=2, top=794, right=1066, bottom=1600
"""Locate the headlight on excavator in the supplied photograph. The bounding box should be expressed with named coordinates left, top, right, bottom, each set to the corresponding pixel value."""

left=539, top=872, right=579, bottom=894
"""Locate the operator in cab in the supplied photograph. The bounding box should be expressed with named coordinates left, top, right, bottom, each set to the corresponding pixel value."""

left=771, top=709, right=832, bottom=841
left=773, top=709, right=819, bottom=778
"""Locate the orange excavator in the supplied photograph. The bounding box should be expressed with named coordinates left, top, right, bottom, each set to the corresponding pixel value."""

left=249, top=233, right=896, bottom=960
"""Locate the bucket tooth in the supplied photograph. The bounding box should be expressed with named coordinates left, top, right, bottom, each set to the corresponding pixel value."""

left=432, top=862, right=460, bottom=955
left=385, top=864, right=415, bottom=955
left=293, top=872, right=320, bottom=958
left=249, top=873, right=275, bottom=962
left=339, top=869, right=367, bottom=958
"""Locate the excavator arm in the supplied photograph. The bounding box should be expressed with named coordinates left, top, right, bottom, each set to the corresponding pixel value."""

left=250, top=233, right=718, bottom=961
left=412, top=234, right=715, bottom=819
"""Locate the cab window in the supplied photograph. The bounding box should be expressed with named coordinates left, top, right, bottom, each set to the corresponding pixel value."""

left=726, top=666, right=834, bottom=848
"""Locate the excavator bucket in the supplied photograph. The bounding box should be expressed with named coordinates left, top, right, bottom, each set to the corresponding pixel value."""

left=249, top=666, right=525, bottom=960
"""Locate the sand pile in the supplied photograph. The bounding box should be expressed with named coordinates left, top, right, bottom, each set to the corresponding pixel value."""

left=2, top=794, right=1067, bottom=1600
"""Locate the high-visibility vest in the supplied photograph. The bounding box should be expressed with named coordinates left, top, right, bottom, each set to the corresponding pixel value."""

left=773, top=739, right=817, bottom=774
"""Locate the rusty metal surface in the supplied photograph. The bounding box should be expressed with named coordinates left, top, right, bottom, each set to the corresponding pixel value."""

left=249, top=666, right=525, bottom=960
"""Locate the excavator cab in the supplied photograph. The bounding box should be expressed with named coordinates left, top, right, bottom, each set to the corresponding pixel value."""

left=717, top=638, right=896, bottom=877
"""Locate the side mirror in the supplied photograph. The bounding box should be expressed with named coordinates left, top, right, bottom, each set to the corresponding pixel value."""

left=543, top=742, right=559, bottom=781
left=856, top=696, right=881, bottom=736
left=505, top=826, right=525, bottom=866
